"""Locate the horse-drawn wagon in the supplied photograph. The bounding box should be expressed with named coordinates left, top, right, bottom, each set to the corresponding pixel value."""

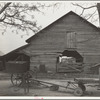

left=5, top=61, right=34, bottom=94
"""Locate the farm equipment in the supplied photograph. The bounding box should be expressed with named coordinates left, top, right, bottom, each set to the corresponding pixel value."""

left=74, top=78, right=100, bottom=89
left=29, top=78, right=86, bottom=96
left=4, top=60, right=100, bottom=96
left=5, top=61, right=35, bottom=94
left=5, top=61, right=86, bottom=96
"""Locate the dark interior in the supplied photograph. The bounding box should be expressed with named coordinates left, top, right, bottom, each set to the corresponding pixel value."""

left=61, top=50, right=83, bottom=63
left=4, top=53, right=30, bottom=62
left=0, top=52, right=30, bottom=71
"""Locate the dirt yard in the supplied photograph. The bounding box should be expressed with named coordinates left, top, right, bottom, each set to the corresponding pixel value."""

left=0, top=79, right=100, bottom=97
left=0, top=71, right=100, bottom=97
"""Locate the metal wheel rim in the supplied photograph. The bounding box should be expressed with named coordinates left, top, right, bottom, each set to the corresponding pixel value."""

left=74, top=87, right=83, bottom=96
left=11, top=74, right=22, bottom=86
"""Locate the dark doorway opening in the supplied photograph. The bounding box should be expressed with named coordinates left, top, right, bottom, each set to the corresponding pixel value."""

left=61, top=50, right=83, bottom=63
left=56, top=50, right=83, bottom=73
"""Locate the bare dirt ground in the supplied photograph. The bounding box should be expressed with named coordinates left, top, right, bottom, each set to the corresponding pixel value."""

left=0, top=72, right=100, bottom=97
left=0, top=79, right=100, bottom=97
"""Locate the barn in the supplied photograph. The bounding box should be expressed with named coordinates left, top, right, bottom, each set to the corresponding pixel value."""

left=18, top=11, right=100, bottom=73
left=0, top=44, right=30, bottom=71
left=0, top=51, right=5, bottom=71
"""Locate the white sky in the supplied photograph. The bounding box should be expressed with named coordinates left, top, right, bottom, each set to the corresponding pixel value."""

left=0, top=1, right=99, bottom=55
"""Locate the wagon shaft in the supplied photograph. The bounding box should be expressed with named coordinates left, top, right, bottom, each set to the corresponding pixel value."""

left=74, top=78, right=100, bottom=84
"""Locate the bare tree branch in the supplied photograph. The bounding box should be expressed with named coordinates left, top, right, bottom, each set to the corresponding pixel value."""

left=72, top=2, right=99, bottom=25
left=72, top=3, right=96, bottom=9
left=0, top=2, right=11, bottom=14
left=0, top=2, right=61, bottom=36
left=85, top=10, right=97, bottom=20
left=72, top=3, right=97, bottom=16
left=0, top=14, right=6, bottom=22
left=5, top=11, right=18, bottom=17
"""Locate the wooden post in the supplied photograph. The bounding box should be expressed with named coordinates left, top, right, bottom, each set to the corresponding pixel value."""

left=23, top=72, right=30, bottom=94
left=97, top=67, right=100, bottom=90
left=99, top=67, right=100, bottom=87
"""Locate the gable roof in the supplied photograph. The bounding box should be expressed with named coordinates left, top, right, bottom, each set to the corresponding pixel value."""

left=0, top=44, right=29, bottom=58
left=0, top=51, right=4, bottom=56
left=26, top=11, right=100, bottom=43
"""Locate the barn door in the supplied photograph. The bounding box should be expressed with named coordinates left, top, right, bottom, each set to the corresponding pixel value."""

left=66, top=31, right=77, bottom=48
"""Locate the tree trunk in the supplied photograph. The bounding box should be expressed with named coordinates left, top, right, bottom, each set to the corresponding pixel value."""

left=97, top=3, right=100, bottom=26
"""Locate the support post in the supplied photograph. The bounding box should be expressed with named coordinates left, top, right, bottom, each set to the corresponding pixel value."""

left=97, top=67, right=100, bottom=90
left=99, top=67, right=100, bottom=86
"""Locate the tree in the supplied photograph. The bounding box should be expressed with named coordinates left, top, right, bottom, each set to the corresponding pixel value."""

left=72, top=3, right=100, bottom=26
left=1, top=2, right=99, bottom=36
left=97, top=3, right=100, bottom=24
left=0, top=2, right=59, bottom=35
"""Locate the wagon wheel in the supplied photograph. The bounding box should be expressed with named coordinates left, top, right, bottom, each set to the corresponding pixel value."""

left=23, top=70, right=39, bottom=87
left=23, top=70, right=35, bottom=83
left=74, top=87, right=83, bottom=96
left=25, top=70, right=35, bottom=79
left=78, top=83, right=86, bottom=92
left=11, top=73, right=22, bottom=86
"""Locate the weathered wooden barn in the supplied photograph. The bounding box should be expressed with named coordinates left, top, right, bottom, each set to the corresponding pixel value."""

left=18, top=11, right=100, bottom=73
left=0, top=45, right=30, bottom=71
left=0, top=51, right=5, bottom=71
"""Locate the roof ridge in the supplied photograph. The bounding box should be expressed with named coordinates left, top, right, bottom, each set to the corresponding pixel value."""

left=26, top=10, right=99, bottom=43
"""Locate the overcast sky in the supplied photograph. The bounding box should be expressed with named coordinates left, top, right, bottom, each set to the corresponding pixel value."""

left=0, top=1, right=99, bottom=54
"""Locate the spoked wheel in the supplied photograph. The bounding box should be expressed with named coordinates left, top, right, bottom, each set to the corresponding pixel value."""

left=22, top=70, right=35, bottom=94
left=78, top=84, right=86, bottom=92
left=23, top=70, right=35, bottom=84
left=11, top=73, right=22, bottom=86
left=78, top=81, right=86, bottom=92
left=74, top=87, right=83, bottom=96
left=25, top=70, right=35, bottom=79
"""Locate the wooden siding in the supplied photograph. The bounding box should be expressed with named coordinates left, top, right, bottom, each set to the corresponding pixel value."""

left=22, top=12, right=100, bottom=72
left=29, top=54, right=57, bottom=72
